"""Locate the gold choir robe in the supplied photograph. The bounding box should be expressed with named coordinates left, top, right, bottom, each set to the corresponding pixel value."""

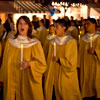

left=43, top=34, right=57, bottom=60
left=0, top=35, right=46, bottom=100
left=67, top=26, right=78, bottom=40
left=79, top=33, right=100, bottom=98
left=44, top=35, right=81, bottom=100
left=0, top=42, right=1, bottom=56
left=37, top=27, right=49, bottom=46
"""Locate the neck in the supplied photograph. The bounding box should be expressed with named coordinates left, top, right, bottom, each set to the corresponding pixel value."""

left=19, top=34, right=27, bottom=37
left=58, top=33, right=66, bottom=37
left=89, top=29, right=96, bottom=34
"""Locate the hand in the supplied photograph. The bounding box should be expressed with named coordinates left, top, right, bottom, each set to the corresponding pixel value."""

left=88, top=48, right=95, bottom=55
left=20, top=61, right=30, bottom=69
left=53, top=56, right=59, bottom=62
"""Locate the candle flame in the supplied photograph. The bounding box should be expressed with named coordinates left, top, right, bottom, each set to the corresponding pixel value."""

left=78, top=35, right=80, bottom=38
left=54, top=42, right=56, bottom=45
left=90, top=36, right=92, bottom=40
left=78, top=26, right=80, bottom=29
left=21, top=44, right=23, bottom=48
left=52, top=34, right=55, bottom=37
left=47, top=29, right=49, bottom=31
left=80, top=31, right=82, bottom=34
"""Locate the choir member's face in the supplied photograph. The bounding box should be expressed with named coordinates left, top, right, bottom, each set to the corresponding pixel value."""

left=85, top=21, right=95, bottom=33
left=18, top=18, right=29, bottom=36
left=55, top=23, right=65, bottom=36
left=49, top=26, right=55, bottom=35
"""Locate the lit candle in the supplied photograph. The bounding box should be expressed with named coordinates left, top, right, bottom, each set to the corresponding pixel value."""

left=78, top=34, right=80, bottom=43
left=54, top=42, right=56, bottom=56
left=78, top=26, right=80, bottom=29
left=90, top=36, right=92, bottom=48
left=20, top=44, right=23, bottom=70
left=52, top=33, right=55, bottom=37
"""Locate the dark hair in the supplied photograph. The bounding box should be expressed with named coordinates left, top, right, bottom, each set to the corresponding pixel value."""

left=55, top=19, right=69, bottom=31
left=87, top=18, right=97, bottom=25
left=40, top=19, right=44, bottom=24
left=49, top=24, right=54, bottom=28
left=14, top=16, right=33, bottom=39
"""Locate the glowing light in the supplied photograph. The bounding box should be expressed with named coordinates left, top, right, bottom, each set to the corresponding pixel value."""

left=78, top=34, right=80, bottom=38
left=52, top=2, right=54, bottom=5
left=60, top=2, right=63, bottom=5
left=78, top=26, right=81, bottom=29
left=90, top=36, right=93, bottom=40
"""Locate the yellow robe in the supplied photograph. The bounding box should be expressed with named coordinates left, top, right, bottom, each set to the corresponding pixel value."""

left=44, top=36, right=81, bottom=100
left=37, top=28, right=49, bottom=46
left=1, top=31, right=16, bottom=53
left=43, top=39, right=50, bottom=60
left=0, top=25, right=5, bottom=38
left=79, top=33, right=100, bottom=98
left=67, top=26, right=78, bottom=40
left=0, top=42, right=2, bottom=66
left=43, top=34, right=56, bottom=60
left=0, top=39, right=46, bottom=100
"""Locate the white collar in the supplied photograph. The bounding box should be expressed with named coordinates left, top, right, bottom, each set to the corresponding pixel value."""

left=82, top=32, right=100, bottom=42
left=46, top=34, right=57, bottom=40
left=8, top=35, right=40, bottom=48
left=51, top=35, right=74, bottom=45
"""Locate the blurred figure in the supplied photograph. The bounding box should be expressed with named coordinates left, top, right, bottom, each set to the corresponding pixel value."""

left=31, top=15, right=39, bottom=30
left=7, top=14, right=14, bottom=31
left=43, top=15, right=50, bottom=29
left=67, top=20, right=78, bottom=40
left=43, top=24, right=56, bottom=59
left=70, top=16, right=74, bottom=21
left=37, top=19, right=49, bottom=46
left=0, top=19, right=2, bottom=27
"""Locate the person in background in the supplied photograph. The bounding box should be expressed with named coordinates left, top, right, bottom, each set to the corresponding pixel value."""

left=31, top=15, right=39, bottom=30
left=67, top=20, right=78, bottom=40
left=37, top=19, right=49, bottom=46
left=43, top=15, right=50, bottom=29
left=0, top=16, right=46, bottom=100
left=0, top=19, right=2, bottom=27
left=43, top=24, right=56, bottom=59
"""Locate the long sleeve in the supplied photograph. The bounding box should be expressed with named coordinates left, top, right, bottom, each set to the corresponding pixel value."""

left=95, top=37, right=100, bottom=62
left=59, top=40, right=78, bottom=72
left=29, top=42, right=47, bottom=83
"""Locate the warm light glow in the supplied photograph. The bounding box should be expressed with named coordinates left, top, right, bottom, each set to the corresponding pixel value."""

left=65, top=2, right=68, bottom=6
left=90, top=36, right=93, bottom=40
left=21, top=44, right=23, bottom=48
left=78, top=26, right=81, bottom=29
left=47, top=29, right=49, bottom=32
left=52, top=2, right=54, bottom=5
left=54, top=42, right=56, bottom=46
left=78, top=34, right=80, bottom=38
left=52, top=34, right=55, bottom=37
left=60, top=2, right=63, bottom=5
left=55, top=2, right=57, bottom=5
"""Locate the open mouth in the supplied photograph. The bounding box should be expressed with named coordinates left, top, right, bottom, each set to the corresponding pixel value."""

left=21, top=28, right=24, bottom=31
